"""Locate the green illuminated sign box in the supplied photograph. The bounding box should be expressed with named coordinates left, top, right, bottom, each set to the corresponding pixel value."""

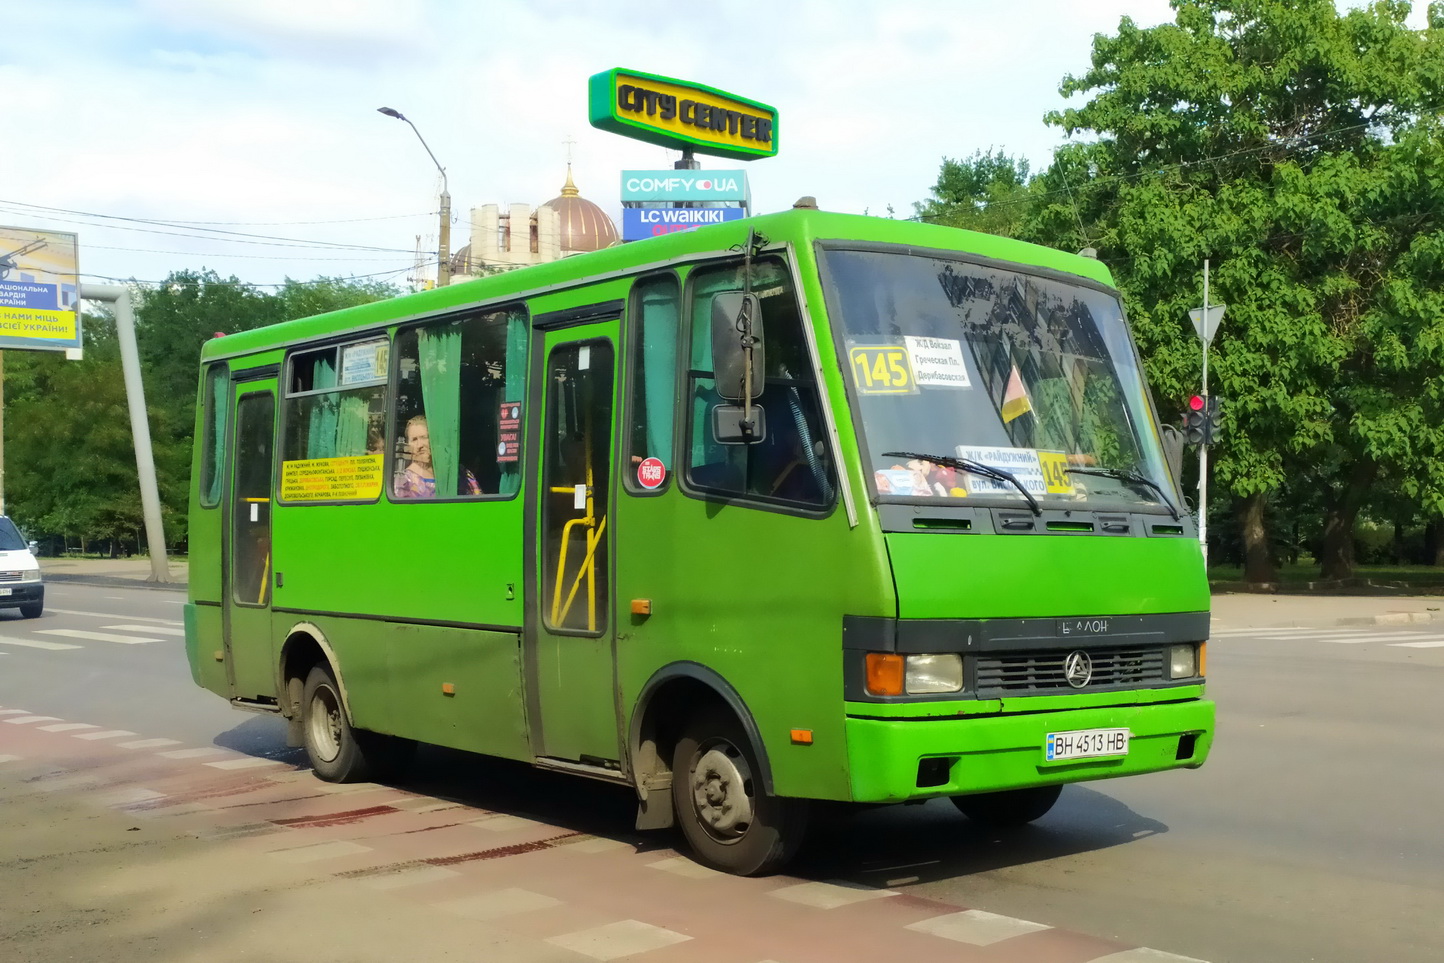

left=588, top=68, right=778, bottom=161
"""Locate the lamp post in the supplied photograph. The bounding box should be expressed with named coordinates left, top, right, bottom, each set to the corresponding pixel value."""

left=377, top=107, right=451, bottom=287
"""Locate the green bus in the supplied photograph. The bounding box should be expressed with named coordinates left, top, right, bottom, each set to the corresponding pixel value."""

left=185, top=206, right=1213, bottom=875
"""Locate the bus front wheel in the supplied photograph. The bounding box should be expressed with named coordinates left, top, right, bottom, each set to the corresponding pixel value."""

left=301, top=664, right=372, bottom=783
left=671, top=710, right=806, bottom=876
left=951, top=785, right=1062, bottom=827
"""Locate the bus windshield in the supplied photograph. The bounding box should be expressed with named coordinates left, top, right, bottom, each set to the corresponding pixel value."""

left=819, top=247, right=1174, bottom=514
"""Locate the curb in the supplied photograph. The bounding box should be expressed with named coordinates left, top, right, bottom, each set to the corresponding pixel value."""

left=43, top=573, right=188, bottom=592
left=1337, top=611, right=1440, bottom=626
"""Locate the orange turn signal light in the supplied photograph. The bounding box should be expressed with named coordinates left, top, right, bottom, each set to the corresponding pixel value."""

left=441, top=682, right=456, bottom=696
left=1198, top=642, right=1207, bottom=678
left=790, top=729, right=813, bottom=745
left=631, top=598, right=652, bottom=616
left=865, top=652, right=905, bottom=696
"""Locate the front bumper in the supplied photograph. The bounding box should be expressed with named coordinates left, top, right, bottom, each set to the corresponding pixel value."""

left=845, top=696, right=1214, bottom=803
left=0, top=583, right=43, bottom=606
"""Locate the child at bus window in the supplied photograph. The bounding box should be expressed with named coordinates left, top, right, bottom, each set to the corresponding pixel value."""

left=395, top=414, right=481, bottom=498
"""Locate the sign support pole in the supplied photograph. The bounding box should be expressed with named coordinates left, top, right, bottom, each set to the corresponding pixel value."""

left=1199, top=259, right=1210, bottom=565
left=81, top=284, right=169, bottom=583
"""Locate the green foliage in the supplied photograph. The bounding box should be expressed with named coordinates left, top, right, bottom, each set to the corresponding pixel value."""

left=1014, top=0, right=1444, bottom=579
left=913, top=149, right=1037, bottom=237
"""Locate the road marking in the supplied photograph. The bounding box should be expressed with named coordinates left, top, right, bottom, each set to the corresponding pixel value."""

left=116, top=737, right=183, bottom=750
left=0, top=636, right=83, bottom=651
left=1089, top=948, right=1210, bottom=962
left=0, top=708, right=33, bottom=714
left=158, top=747, right=229, bottom=759
left=268, top=840, right=373, bottom=863
left=205, top=756, right=287, bottom=770
left=46, top=607, right=182, bottom=625
left=0, top=755, right=20, bottom=764
left=545, top=920, right=691, bottom=960
left=1389, top=640, right=1444, bottom=648
left=906, top=909, right=1052, bottom=946
left=102, top=624, right=186, bottom=637
left=38, top=723, right=99, bottom=732
left=37, top=629, right=162, bottom=644
left=73, top=729, right=137, bottom=740
left=3, top=715, right=64, bottom=725
left=768, top=879, right=898, bottom=909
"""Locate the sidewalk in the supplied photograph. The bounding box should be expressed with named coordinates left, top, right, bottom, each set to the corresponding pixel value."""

left=36, top=557, right=1444, bottom=628
left=39, top=556, right=188, bottom=591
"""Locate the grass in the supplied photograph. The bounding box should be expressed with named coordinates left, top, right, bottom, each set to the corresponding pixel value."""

left=1208, top=562, right=1444, bottom=592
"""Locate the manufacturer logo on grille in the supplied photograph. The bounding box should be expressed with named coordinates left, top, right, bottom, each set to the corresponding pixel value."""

left=1064, top=650, right=1093, bottom=688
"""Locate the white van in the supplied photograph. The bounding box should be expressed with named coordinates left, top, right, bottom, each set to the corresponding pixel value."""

left=0, top=516, right=43, bottom=618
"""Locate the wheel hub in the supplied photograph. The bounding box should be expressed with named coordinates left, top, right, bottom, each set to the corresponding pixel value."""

left=691, top=744, right=754, bottom=838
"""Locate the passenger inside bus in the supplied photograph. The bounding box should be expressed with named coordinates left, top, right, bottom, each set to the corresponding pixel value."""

left=394, top=414, right=481, bottom=498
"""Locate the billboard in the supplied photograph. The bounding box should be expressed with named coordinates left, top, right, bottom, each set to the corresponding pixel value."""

left=0, top=227, right=81, bottom=352
left=621, top=170, right=749, bottom=203
left=589, top=68, right=777, bottom=161
left=622, top=207, right=746, bottom=242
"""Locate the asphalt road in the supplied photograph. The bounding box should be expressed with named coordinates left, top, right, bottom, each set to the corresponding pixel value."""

left=2, top=582, right=1441, bottom=962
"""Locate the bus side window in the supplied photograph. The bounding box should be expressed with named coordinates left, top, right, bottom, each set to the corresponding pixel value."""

left=391, top=306, right=528, bottom=500
left=282, top=340, right=388, bottom=502
left=198, top=363, right=227, bottom=508
left=683, top=259, right=835, bottom=510
left=624, top=273, right=680, bottom=494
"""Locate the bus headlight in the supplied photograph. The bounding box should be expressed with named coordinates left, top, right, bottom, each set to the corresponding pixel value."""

left=904, top=653, right=964, bottom=694
left=1168, top=643, right=1199, bottom=679
left=865, top=652, right=965, bottom=695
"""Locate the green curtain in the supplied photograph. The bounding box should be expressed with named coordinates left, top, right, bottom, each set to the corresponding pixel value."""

left=306, top=357, right=338, bottom=458
left=640, top=289, right=678, bottom=459
left=497, top=311, right=528, bottom=495
left=336, top=395, right=369, bottom=455
left=418, top=325, right=462, bottom=494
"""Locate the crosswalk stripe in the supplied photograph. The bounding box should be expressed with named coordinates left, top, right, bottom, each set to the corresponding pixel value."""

left=46, top=608, right=182, bottom=626
left=0, top=636, right=83, bottom=651
left=1389, top=640, right=1444, bottom=648
left=102, top=624, right=186, bottom=637
left=37, top=629, right=162, bottom=645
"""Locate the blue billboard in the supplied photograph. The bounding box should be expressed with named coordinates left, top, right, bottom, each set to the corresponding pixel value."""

left=622, top=207, right=746, bottom=241
left=620, top=169, right=749, bottom=203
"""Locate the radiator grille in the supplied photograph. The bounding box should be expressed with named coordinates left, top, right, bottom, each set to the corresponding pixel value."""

left=975, top=647, right=1165, bottom=694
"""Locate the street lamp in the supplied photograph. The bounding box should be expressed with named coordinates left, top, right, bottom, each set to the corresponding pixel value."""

left=377, top=107, right=451, bottom=287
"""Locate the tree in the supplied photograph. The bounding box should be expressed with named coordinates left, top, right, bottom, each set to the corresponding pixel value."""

left=1028, top=0, right=1444, bottom=580
left=914, top=149, right=1036, bottom=237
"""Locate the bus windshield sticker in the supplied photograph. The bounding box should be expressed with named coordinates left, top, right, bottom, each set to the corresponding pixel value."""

left=847, top=341, right=917, bottom=395
left=903, top=336, right=971, bottom=388
left=497, top=401, right=521, bottom=464
left=339, top=339, right=388, bottom=386
left=637, top=456, right=666, bottom=489
left=1038, top=451, right=1073, bottom=494
left=953, top=445, right=1047, bottom=496
left=280, top=455, right=384, bottom=502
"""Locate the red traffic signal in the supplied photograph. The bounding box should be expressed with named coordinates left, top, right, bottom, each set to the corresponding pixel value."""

left=1184, top=395, right=1208, bottom=444
left=1188, top=394, right=1206, bottom=411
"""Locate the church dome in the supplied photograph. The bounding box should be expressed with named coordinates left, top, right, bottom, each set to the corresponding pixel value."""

left=540, top=166, right=618, bottom=253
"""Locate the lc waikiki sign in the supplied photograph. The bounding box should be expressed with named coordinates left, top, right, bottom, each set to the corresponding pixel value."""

left=588, top=69, right=777, bottom=161
left=0, top=227, right=81, bottom=352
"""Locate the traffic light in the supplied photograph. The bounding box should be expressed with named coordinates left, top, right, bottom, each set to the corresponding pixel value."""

left=1184, top=395, right=1207, bottom=444
left=1205, top=394, right=1223, bottom=444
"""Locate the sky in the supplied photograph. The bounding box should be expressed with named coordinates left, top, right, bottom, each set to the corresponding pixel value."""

left=1, top=0, right=1429, bottom=292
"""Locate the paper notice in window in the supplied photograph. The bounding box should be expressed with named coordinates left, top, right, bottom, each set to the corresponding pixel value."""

left=904, top=336, right=971, bottom=388
left=954, top=445, right=1046, bottom=495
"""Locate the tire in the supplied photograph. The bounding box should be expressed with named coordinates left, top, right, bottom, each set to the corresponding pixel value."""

left=671, top=709, right=807, bottom=876
left=951, top=785, right=1062, bottom=827
left=300, top=664, right=373, bottom=783
left=19, top=601, right=42, bottom=619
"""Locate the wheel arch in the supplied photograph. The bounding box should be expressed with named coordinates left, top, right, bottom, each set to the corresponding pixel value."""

left=277, top=621, right=352, bottom=721
left=628, top=661, right=774, bottom=797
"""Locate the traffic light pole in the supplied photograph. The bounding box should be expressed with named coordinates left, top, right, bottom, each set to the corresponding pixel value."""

left=1198, top=259, right=1210, bottom=565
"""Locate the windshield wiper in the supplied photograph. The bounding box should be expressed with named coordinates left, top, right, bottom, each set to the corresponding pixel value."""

left=881, top=451, right=1041, bottom=516
left=1065, top=467, right=1180, bottom=520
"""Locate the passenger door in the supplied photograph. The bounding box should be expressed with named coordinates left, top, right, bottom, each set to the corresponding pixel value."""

left=524, top=314, right=622, bottom=764
left=222, top=379, right=278, bottom=701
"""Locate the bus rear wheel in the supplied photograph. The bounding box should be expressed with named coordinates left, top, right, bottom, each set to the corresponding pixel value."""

left=301, top=664, right=373, bottom=783
left=671, top=710, right=806, bottom=876
left=950, top=785, right=1062, bottom=827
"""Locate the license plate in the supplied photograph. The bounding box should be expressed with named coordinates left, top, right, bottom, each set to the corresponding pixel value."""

left=0, top=588, right=11, bottom=596
left=1046, top=727, right=1130, bottom=761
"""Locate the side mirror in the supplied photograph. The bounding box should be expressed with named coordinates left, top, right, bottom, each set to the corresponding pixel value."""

left=712, top=404, right=767, bottom=444
left=710, top=292, right=765, bottom=402
left=26, top=541, right=38, bottom=555
left=1159, top=424, right=1185, bottom=488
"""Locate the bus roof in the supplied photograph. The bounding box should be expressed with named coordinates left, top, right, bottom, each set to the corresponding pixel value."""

left=200, top=207, right=1117, bottom=363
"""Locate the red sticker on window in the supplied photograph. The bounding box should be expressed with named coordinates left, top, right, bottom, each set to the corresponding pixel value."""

left=637, top=457, right=666, bottom=490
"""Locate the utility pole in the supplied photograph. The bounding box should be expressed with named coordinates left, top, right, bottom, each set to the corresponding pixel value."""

left=81, top=284, right=169, bottom=582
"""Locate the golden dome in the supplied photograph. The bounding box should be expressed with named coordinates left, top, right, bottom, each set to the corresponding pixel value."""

left=541, top=166, right=618, bottom=253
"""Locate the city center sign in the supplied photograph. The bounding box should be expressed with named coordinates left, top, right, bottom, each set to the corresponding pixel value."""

left=588, top=68, right=778, bottom=161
